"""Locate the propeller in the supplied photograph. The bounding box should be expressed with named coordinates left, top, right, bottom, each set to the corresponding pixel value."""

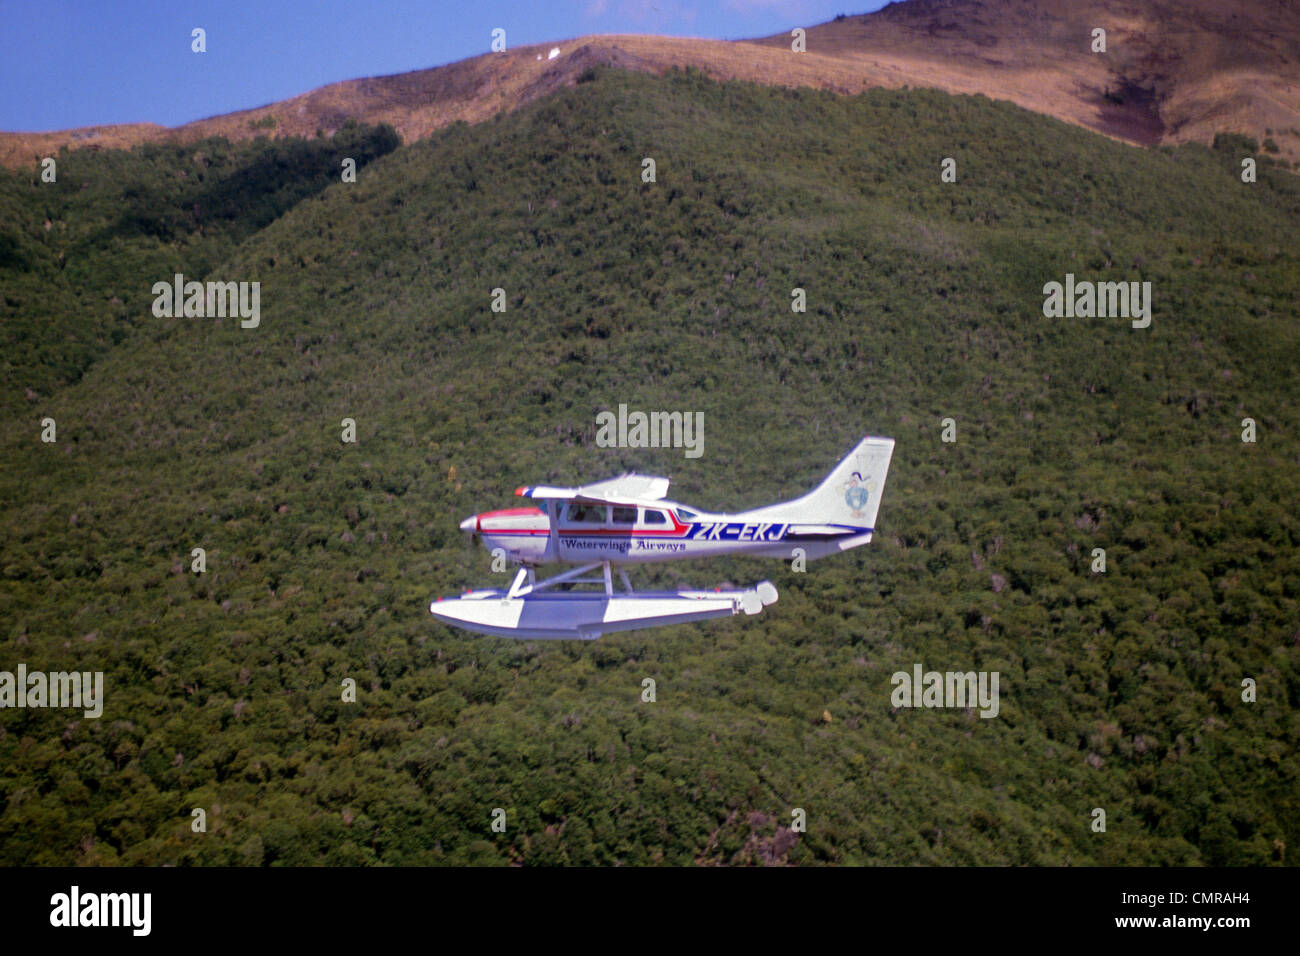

left=459, top=514, right=478, bottom=546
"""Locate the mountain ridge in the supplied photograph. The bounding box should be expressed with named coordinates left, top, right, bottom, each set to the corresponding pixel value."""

left=4, top=0, right=1298, bottom=170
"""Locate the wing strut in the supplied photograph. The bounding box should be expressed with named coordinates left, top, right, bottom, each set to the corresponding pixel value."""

left=506, top=561, right=610, bottom=598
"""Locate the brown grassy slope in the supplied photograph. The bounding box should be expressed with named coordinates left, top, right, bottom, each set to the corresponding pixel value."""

left=3, top=0, right=1298, bottom=170
left=760, top=0, right=1300, bottom=156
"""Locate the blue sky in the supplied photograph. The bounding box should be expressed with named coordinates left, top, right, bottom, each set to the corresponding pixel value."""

left=1, top=1, right=889, bottom=132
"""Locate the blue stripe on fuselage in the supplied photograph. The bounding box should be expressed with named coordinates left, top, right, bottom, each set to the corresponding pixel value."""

left=685, top=521, right=872, bottom=541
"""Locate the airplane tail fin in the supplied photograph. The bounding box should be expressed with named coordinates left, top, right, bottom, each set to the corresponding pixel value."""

left=803, top=435, right=895, bottom=530
left=747, top=435, right=895, bottom=532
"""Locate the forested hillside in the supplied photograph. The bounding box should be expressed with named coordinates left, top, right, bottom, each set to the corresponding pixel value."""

left=0, top=122, right=400, bottom=412
left=1, top=68, right=1296, bottom=865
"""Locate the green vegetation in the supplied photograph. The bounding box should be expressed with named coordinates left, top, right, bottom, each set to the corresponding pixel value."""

left=0, top=68, right=1296, bottom=865
left=0, top=121, right=400, bottom=409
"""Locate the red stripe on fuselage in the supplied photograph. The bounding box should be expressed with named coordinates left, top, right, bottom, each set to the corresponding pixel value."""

left=475, top=506, right=547, bottom=535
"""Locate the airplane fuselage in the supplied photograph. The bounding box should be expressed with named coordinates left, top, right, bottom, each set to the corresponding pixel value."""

left=461, top=499, right=872, bottom=566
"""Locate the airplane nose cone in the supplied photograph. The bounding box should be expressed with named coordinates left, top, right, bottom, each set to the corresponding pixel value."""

left=459, top=515, right=478, bottom=533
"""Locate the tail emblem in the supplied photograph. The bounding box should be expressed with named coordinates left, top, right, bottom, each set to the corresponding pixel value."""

left=842, top=464, right=875, bottom=518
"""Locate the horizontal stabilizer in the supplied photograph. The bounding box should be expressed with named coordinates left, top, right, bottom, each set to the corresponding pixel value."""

left=786, top=524, right=862, bottom=537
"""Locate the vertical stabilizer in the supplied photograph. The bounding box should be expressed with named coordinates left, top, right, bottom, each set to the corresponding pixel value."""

left=743, top=435, right=895, bottom=530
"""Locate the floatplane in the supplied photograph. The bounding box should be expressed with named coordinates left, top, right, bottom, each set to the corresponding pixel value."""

left=430, top=435, right=895, bottom=640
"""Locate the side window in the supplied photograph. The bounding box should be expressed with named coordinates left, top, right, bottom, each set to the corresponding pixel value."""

left=611, top=506, right=637, bottom=525
left=642, top=509, right=668, bottom=526
left=567, top=503, right=606, bottom=524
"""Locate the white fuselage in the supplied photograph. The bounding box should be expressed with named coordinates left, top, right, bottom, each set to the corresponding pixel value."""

left=463, top=499, right=872, bottom=567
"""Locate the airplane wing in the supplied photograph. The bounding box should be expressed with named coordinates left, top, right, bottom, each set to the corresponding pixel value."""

left=515, top=473, right=670, bottom=506
left=579, top=474, right=670, bottom=501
